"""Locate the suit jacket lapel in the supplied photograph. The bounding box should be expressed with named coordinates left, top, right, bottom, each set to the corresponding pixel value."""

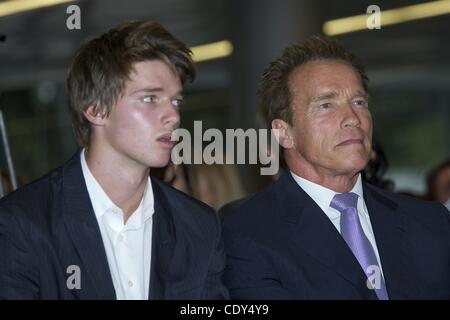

left=277, top=171, right=378, bottom=299
left=62, top=151, right=116, bottom=299
left=148, top=179, right=176, bottom=300
left=363, top=184, right=413, bottom=299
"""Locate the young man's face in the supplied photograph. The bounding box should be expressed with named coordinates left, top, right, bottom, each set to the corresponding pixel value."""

left=102, top=60, right=183, bottom=169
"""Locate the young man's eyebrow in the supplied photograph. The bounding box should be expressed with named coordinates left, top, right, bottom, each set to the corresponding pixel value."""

left=131, top=87, right=164, bottom=95
left=131, top=88, right=184, bottom=98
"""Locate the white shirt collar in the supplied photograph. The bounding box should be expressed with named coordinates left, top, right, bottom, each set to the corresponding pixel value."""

left=80, top=148, right=154, bottom=224
left=290, top=171, right=364, bottom=215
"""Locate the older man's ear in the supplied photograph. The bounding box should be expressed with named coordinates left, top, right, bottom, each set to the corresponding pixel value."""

left=272, top=119, right=294, bottom=149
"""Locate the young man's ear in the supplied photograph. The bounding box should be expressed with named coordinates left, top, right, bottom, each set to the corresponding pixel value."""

left=82, top=105, right=108, bottom=126
left=272, top=119, right=294, bottom=149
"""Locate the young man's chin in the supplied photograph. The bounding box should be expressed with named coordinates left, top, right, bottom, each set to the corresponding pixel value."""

left=149, top=156, right=172, bottom=169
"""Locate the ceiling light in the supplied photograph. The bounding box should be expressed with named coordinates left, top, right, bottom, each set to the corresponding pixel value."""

left=323, top=0, right=450, bottom=36
left=191, top=40, right=233, bottom=63
left=0, top=0, right=77, bottom=17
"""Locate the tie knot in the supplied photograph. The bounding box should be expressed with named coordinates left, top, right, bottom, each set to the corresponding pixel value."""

left=330, top=192, right=358, bottom=212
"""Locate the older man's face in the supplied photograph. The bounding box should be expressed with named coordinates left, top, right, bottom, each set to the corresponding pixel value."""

left=283, top=60, right=373, bottom=178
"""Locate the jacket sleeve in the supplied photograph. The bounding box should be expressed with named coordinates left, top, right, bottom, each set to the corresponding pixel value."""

left=222, top=226, right=291, bottom=300
left=0, top=202, right=40, bottom=299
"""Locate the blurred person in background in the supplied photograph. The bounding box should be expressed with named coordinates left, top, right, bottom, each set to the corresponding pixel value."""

left=153, top=161, right=246, bottom=210
left=0, top=171, right=24, bottom=195
left=362, top=137, right=394, bottom=191
left=188, top=163, right=245, bottom=210
left=427, top=159, right=450, bottom=210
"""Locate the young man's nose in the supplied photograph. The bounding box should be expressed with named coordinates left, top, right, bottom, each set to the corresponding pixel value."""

left=163, top=101, right=180, bottom=129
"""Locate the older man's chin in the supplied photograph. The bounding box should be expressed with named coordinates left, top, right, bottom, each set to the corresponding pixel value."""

left=339, top=157, right=369, bottom=175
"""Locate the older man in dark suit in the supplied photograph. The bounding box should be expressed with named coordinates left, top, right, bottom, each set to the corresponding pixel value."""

left=221, top=36, right=450, bottom=300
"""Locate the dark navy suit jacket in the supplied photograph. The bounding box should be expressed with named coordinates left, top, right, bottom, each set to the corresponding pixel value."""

left=221, top=171, right=450, bottom=299
left=0, top=152, right=229, bottom=299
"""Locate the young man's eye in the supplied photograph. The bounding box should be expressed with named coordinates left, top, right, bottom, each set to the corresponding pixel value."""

left=142, top=95, right=157, bottom=103
left=172, top=98, right=184, bottom=108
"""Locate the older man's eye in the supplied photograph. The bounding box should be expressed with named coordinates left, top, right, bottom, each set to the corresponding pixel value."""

left=319, top=103, right=331, bottom=109
left=353, top=99, right=368, bottom=108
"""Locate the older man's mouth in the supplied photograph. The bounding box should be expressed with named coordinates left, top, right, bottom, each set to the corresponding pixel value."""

left=337, top=139, right=363, bottom=147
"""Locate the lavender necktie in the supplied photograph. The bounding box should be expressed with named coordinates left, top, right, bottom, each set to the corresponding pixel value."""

left=330, top=192, right=389, bottom=300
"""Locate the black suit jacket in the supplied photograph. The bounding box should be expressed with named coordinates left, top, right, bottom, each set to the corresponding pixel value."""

left=221, top=171, right=450, bottom=299
left=0, top=151, right=229, bottom=299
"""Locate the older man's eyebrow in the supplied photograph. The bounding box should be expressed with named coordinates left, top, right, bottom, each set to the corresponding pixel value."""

left=311, top=92, right=338, bottom=102
left=352, top=91, right=369, bottom=99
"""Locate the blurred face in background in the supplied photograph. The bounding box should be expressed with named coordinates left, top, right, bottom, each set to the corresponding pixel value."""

left=433, top=165, right=450, bottom=204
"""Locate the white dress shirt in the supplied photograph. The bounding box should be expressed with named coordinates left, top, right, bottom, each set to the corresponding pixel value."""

left=81, top=149, right=154, bottom=300
left=290, top=171, right=384, bottom=276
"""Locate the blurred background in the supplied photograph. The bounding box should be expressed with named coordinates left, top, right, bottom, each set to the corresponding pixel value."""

left=0, top=0, right=449, bottom=206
